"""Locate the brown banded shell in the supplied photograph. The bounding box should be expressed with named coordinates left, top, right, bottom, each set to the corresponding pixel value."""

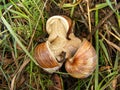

left=65, top=39, right=97, bottom=78
left=34, top=41, right=63, bottom=73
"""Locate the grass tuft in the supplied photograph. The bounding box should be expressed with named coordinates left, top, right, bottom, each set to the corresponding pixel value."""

left=0, top=0, right=120, bottom=90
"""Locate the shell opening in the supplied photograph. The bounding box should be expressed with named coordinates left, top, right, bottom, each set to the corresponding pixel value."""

left=46, top=15, right=69, bottom=34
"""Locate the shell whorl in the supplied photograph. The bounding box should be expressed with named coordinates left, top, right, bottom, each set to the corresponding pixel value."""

left=65, top=39, right=97, bottom=78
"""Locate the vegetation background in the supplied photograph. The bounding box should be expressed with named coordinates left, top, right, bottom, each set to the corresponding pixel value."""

left=0, top=0, right=120, bottom=90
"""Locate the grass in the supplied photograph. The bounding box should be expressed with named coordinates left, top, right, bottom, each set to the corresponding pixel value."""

left=0, top=0, right=120, bottom=90
left=95, top=8, right=99, bottom=90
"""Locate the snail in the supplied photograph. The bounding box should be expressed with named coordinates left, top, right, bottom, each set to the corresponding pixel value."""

left=34, top=15, right=97, bottom=78
left=34, top=41, right=64, bottom=73
left=34, top=15, right=72, bottom=73
left=65, top=38, right=97, bottom=78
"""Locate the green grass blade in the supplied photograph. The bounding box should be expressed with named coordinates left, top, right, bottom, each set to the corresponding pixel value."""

left=99, top=40, right=112, bottom=66
left=86, top=75, right=94, bottom=90
left=114, top=51, right=119, bottom=71
left=0, top=14, right=38, bottom=65
left=106, top=0, right=115, bottom=12
left=0, top=66, right=10, bottom=88
left=90, top=2, right=115, bottom=12
left=70, top=0, right=76, bottom=17
left=61, top=0, right=82, bottom=8
left=106, top=0, right=120, bottom=27
left=95, top=9, right=99, bottom=90
left=9, top=9, right=28, bottom=19
left=98, top=72, right=117, bottom=90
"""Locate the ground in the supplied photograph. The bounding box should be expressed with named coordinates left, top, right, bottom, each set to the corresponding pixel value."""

left=0, top=0, right=120, bottom=90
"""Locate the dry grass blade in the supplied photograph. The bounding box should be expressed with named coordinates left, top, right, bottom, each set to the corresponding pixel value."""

left=86, top=0, right=91, bottom=32
left=10, top=59, right=30, bottom=90
left=87, top=2, right=120, bottom=40
left=10, top=75, right=17, bottom=90
left=111, top=78, right=117, bottom=90
left=105, top=27, right=120, bottom=41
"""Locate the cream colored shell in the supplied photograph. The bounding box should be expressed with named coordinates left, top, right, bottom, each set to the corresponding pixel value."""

left=46, top=15, right=72, bottom=42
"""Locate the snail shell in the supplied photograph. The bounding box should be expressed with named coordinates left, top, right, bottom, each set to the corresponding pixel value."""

left=34, top=41, right=63, bottom=73
left=65, top=39, right=97, bottom=78
left=46, top=15, right=72, bottom=42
